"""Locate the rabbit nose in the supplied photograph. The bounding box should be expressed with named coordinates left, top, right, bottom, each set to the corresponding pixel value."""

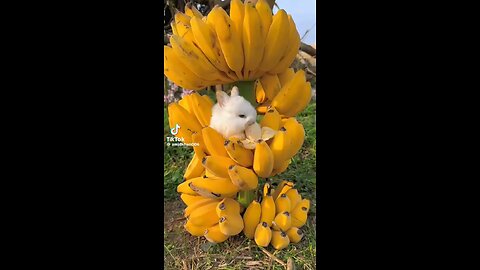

left=246, top=119, right=255, bottom=126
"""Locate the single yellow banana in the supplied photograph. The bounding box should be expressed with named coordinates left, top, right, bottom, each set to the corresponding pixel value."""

left=174, top=12, right=193, bottom=40
left=260, top=192, right=275, bottom=226
left=270, top=158, right=290, bottom=177
left=286, top=227, right=303, bottom=243
left=255, top=80, right=267, bottom=103
left=204, top=224, right=229, bottom=243
left=269, top=15, right=301, bottom=74
left=291, top=199, right=310, bottom=228
left=184, top=197, right=219, bottom=218
left=269, top=127, right=292, bottom=170
left=180, top=193, right=206, bottom=206
left=253, top=140, right=274, bottom=178
left=263, top=182, right=271, bottom=197
left=285, top=188, right=302, bottom=210
left=258, top=9, right=290, bottom=72
left=178, top=96, right=194, bottom=115
left=259, top=73, right=281, bottom=102
left=255, top=0, right=272, bottom=41
left=184, top=219, right=209, bottom=237
left=184, top=153, right=205, bottom=180
left=272, top=180, right=294, bottom=200
left=191, top=132, right=209, bottom=157
left=283, top=118, right=305, bottom=159
left=202, top=127, right=229, bottom=157
left=272, top=211, right=292, bottom=232
left=284, top=81, right=312, bottom=117
left=243, top=200, right=261, bottom=239
left=218, top=214, right=244, bottom=236
left=271, top=230, right=290, bottom=250
left=254, top=221, right=272, bottom=247
left=260, top=106, right=281, bottom=130
left=271, top=70, right=309, bottom=117
left=216, top=197, right=241, bottom=218
left=201, top=155, right=236, bottom=178
left=167, top=102, right=202, bottom=143
left=164, top=46, right=213, bottom=90
left=277, top=68, right=295, bottom=87
left=189, top=175, right=240, bottom=196
left=188, top=200, right=220, bottom=227
left=208, top=6, right=244, bottom=78
left=228, top=164, right=258, bottom=191
left=275, top=193, right=291, bottom=214
left=229, top=0, right=245, bottom=70
left=224, top=138, right=253, bottom=167
left=177, top=178, right=197, bottom=196
left=242, top=2, right=265, bottom=79
left=184, top=3, right=203, bottom=18
left=169, top=34, right=229, bottom=83
left=189, top=92, right=213, bottom=127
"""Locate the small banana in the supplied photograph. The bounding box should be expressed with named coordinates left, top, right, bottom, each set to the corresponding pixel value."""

left=191, top=132, right=209, bottom=157
left=269, top=127, right=292, bottom=170
left=255, top=0, right=272, bottom=41
left=291, top=199, right=310, bottom=228
left=286, top=227, right=304, bottom=243
left=271, top=230, right=290, bottom=250
left=260, top=192, right=275, bottom=226
left=283, top=118, right=305, bottom=159
left=272, top=211, right=292, bottom=232
left=277, top=68, right=295, bottom=87
left=285, top=188, right=302, bottom=210
left=270, top=158, right=290, bottom=177
left=255, top=80, right=267, bottom=103
left=178, top=96, right=194, bottom=115
left=224, top=138, right=253, bottom=167
left=188, top=200, right=220, bottom=227
left=184, top=3, right=203, bottom=19
left=184, top=197, right=219, bottom=218
left=189, top=176, right=240, bottom=196
left=188, top=93, right=213, bottom=128
left=184, top=219, right=209, bottom=237
left=242, top=2, right=265, bottom=79
left=269, top=15, right=301, bottom=75
left=218, top=214, right=244, bottom=236
left=271, top=70, right=310, bottom=117
left=275, top=193, right=291, bottom=214
left=204, top=224, right=229, bottom=243
left=180, top=193, right=205, bottom=206
left=168, top=102, right=202, bottom=143
left=202, top=127, right=229, bottom=157
left=272, top=180, right=294, bottom=200
left=259, top=74, right=282, bottom=102
left=243, top=200, right=261, bottom=239
left=216, top=198, right=241, bottom=218
left=254, top=221, right=272, bottom=247
left=260, top=106, right=281, bottom=131
left=258, top=9, right=290, bottom=72
left=201, top=156, right=236, bottom=178
left=253, top=139, right=274, bottom=178
left=228, top=164, right=258, bottom=191
left=177, top=178, right=198, bottom=196
left=184, top=154, right=205, bottom=180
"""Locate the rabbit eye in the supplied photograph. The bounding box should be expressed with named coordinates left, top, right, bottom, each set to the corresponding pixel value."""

left=239, top=114, right=246, bottom=118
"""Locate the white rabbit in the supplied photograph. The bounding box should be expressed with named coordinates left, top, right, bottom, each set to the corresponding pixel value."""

left=210, top=86, right=257, bottom=139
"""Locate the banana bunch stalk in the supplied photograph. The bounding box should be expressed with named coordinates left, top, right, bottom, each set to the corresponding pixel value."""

left=164, top=0, right=300, bottom=90
left=243, top=183, right=310, bottom=249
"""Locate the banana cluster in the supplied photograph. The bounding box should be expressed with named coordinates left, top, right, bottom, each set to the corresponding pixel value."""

left=164, top=0, right=301, bottom=90
left=244, top=182, right=310, bottom=250
left=255, top=68, right=312, bottom=118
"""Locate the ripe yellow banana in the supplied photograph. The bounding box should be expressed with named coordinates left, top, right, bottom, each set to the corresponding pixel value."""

left=243, top=200, right=261, bottom=239
left=283, top=118, right=305, bottom=159
left=174, top=12, right=194, bottom=42
left=201, top=155, right=236, bottom=178
left=255, top=0, right=272, bottom=41
left=286, top=227, right=303, bottom=243
left=202, top=127, right=229, bottom=157
left=169, top=34, right=229, bottom=83
left=184, top=153, right=205, bottom=180
left=272, top=180, right=294, bottom=200
left=177, top=178, right=197, bottom=196
left=275, top=193, right=291, bottom=214
left=202, top=94, right=214, bottom=108
left=263, top=182, right=271, bottom=197
left=168, top=102, right=202, bottom=143
left=255, top=80, right=267, bottom=103
left=258, top=9, right=289, bottom=72
left=228, top=164, right=258, bottom=191
left=271, top=230, right=290, bottom=250
left=285, top=188, right=302, bottom=210
left=192, top=132, right=209, bottom=157
left=164, top=46, right=213, bottom=90
left=184, top=197, right=219, bottom=218
left=260, top=192, right=275, bottom=226
left=254, top=221, right=272, bottom=247
left=188, top=200, right=220, bottom=227
left=205, top=224, right=229, bottom=243
left=242, top=2, right=265, bottom=79
left=229, top=0, right=244, bottom=67
left=269, top=15, right=301, bottom=74
left=270, top=158, right=290, bottom=177
left=189, top=176, right=240, bottom=196
left=291, top=199, right=310, bottom=228
left=184, top=3, right=203, bottom=19
left=269, top=127, right=292, bottom=170
left=207, top=6, right=244, bottom=78
left=216, top=198, right=241, bottom=218
left=170, top=22, right=178, bottom=36
left=259, top=74, right=281, bottom=102
left=260, top=106, right=281, bottom=130
left=178, top=96, right=194, bottom=115
left=184, top=219, right=209, bottom=237
left=180, top=193, right=206, bottom=206
left=272, top=211, right=292, bottom=232
left=224, top=138, right=253, bottom=167
left=189, top=92, right=213, bottom=127
left=218, top=214, right=244, bottom=236
left=272, top=70, right=311, bottom=117
left=277, top=68, right=295, bottom=87
left=253, top=140, right=274, bottom=178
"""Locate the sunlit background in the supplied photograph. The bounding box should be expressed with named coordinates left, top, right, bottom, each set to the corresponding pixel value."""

left=274, top=0, right=316, bottom=45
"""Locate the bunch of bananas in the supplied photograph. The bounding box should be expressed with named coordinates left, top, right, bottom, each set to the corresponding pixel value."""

left=243, top=182, right=310, bottom=249
left=164, top=0, right=300, bottom=90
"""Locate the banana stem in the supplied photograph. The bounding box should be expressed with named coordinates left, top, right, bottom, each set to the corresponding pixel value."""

left=237, top=190, right=255, bottom=209
left=226, top=81, right=258, bottom=107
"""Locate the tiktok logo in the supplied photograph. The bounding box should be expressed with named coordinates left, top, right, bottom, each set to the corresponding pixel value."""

left=171, top=123, right=180, bottom=135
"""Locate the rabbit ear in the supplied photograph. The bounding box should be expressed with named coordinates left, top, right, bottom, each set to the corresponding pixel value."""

left=230, top=86, right=239, bottom=97
left=216, top=90, right=229, bottom=108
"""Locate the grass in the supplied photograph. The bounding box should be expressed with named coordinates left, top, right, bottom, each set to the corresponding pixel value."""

left=164, top=100, right=316, bottom=269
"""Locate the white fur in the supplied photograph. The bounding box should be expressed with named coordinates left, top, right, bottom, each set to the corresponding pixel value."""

left=210, top=87, right=257, bottom=139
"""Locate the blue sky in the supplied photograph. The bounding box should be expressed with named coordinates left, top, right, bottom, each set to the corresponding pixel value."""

left=273, top=0, right=316, bottom=45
